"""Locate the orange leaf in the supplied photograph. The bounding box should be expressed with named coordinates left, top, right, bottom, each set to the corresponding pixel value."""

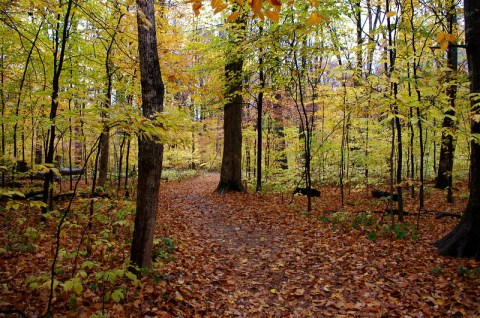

left=211, top=0, right=222, bottom=9
left=386, top=11, right=396, bottom=18
left=192, top=1, right=202, bottom=15
left=267, top=0, right=282, bottom=6
left=251, top=0, right=263, bottom=15
left=308, top=12, right=322, bottom=25
left=236, top=0, right=244, bottom=4
left=439, top=39, right=449, bottom=50
left=435, top=32, right=445, bottom=42
left=214, top=4, right=228, bottom=13
left=226, top=11, right=240, bottom=23
left=445, top=33, right=456, bottom=42
left=265, top=10, right=279, bottom=22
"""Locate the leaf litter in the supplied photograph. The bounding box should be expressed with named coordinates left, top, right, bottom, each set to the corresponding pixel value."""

left=0, top=173, right=479, bottom=317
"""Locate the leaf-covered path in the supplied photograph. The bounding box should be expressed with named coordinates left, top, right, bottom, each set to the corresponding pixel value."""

left=153, top=174, right=480, bottom=317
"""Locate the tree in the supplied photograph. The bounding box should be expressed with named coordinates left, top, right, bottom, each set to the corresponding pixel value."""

left=130, top=0, right=165, bottom=269
left=435, top=0, right=480, bottom=260
left=98, top=5, right=124, bottom=188
left=42, top=0, right=75, bottom=213
left=216, top=13, right=245, bottom=194
left=435, top=0, right=458, bottom=204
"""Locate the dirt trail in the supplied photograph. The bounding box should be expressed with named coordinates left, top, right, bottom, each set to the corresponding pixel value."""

left=155, top=174, right=479, bottom=317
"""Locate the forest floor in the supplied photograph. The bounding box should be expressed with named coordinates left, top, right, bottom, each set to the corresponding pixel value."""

left=1, top=173, right=480, bottom=317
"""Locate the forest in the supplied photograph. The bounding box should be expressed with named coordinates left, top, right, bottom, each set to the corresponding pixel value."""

left=0, top=0, right=479, bottom=316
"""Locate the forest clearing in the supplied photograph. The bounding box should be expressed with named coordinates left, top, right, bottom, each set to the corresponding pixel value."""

left=1, top=173, right=479, bottom=317
left=1, top=0, right=480, bottom=316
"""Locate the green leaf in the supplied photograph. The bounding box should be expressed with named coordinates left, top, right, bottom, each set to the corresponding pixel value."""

left=111, top=288, right=124, bottom=303
left=125, top=271, right=138, bottom=281
left=81, top=260, right=97, bottom=269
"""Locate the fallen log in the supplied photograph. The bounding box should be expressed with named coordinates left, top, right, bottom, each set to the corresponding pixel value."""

left=371, top=189, right=399, bottom=201
left=294, top=187, right=320, bottom=197
left=435, top=212, right=462, bottom=219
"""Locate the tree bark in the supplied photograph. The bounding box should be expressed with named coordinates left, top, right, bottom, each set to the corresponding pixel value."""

left=130, top=0, right=165, bottom=269
left=435, top=0, right=480, bottom=260
left=256, top=45, right=264, bottom=192
left=216, top=17, right=245, bottom=194
left=98, top=13, right=123, bottom=188
left=435, top=1, right=457, bottom=201
left=42, top=0, right=74, bottom=215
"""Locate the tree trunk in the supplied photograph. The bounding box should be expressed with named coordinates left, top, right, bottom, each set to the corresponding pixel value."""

left=256, top=43, right=264, bottom=192
left=130, top=0, right=165, bottom=269
left=97, top=127, right=109, bottom=187
left=216, top=17, right=245, bottom=194
left=272, top=100, right=288, bottom=170
left=435, top=0, right=480, bottom=260
left=435, top=1, right=457, bottom=201
left=42, top=0, right=74, bottom=215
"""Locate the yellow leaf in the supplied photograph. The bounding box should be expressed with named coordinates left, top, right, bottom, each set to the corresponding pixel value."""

left=265, top=10, right=279, bottom=22
left=175, top=291, right=184, bottom=301
left=214, top=3, right=228, bottom=13
left=226, top=11, right=240, bottom=22
left=323, top=285, right=330, bottom=291
left=270, top=288, right=277, bottom=293
left=308, top=12, right=322, bottom=25
left=386, top=11, right=396, bottom=18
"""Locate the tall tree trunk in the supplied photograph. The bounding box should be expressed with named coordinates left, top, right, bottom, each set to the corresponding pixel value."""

left=272, top=97, right=288, bottom=170
left=435, top=0, right=480, bottom=260
left=1, top=40, right=5, bottom=186
left=435, top=1, right=457, bottom=203
left=42, top=0, right=74, bottom=215
left=408, top=0, right=425, bottom=210
left=216, top=16, right=245, bottom=194
left=256, top=38, right=264, bottom=192
left=386, top=0, right=403, bottom=221
left=130, top=0, right=165, bottom=269
left=98, top=13, right=123, bottom=188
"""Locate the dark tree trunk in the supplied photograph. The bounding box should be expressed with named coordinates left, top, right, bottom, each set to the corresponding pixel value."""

left=97, top=127, right=110, bottom=187
left=42, top=0, right=74, bottom=215
left=435, top=0, right=480, bottom=260
left=216, top=17, right=244, bottom=194
left=435, top=2, right=457, bottom=201
left=130, top=0, right=165, bottom=269
left=256, top=41, right=264, bottom=192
